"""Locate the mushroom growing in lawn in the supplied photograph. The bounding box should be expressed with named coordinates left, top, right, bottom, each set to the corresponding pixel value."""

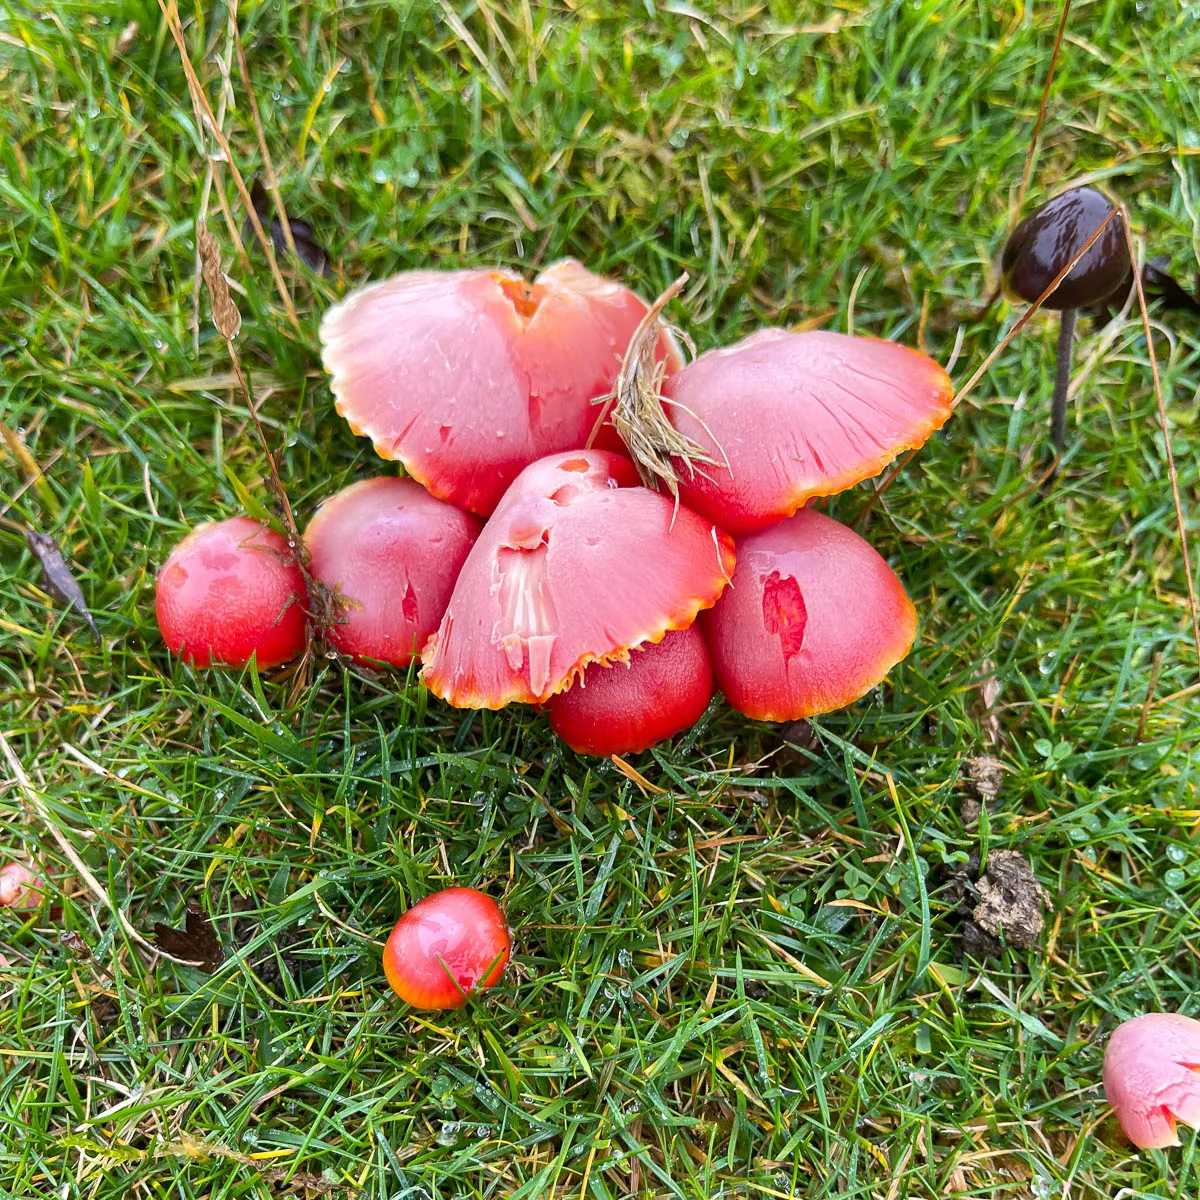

left=1000, top=186, right=1130, bottom=462
left=320, top=260, right=680, bottom=517
left=546, top=625, right=713, bottom=756
left=0, top=862, right=45, bottom=911
left=700, top=507, right=917, bottom=721
left=657, top=328, right=954, bottom=533
left=421, top=450, right=735, bottom=709
left=383, top=886, right=511, bottom=1011
left=304, top=477, right=481, bottom=668
left=1103, top=1012, right=1200, bottom=1149
left=155, top=516, right=309, bottom=670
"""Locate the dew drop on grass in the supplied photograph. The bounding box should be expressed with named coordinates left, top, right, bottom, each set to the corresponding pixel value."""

left=1168, top=844, right=1188, bottom=864
left=373, top=166, right=389, bottom=184
left=1038, top=651, right=1057, bottom=675
left=1165, top=868, right=1186, bottom=889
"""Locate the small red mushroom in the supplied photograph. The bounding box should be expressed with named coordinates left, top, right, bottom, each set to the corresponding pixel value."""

left=421, top=450, right=735, bottom=709
left=304, top=477, right=481, bottom=668
left=1104, top=1013, right=1200, bottom=1150
left=382, top=886, right=511, bottom=1011
left=320, top=260, right=679, bottom=516
left=546, top=624, right=713, bottom=756
left=155, top=516, right=308, bottom=670
left=701, top=507, right=916, bottom=721
left=663, top=329, right=954, bottom=533
left=0, top=862, right=45, bottom=911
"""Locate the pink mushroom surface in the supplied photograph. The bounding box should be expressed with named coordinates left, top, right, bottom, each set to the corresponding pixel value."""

left=0, top=862, right=45, bottom=911
left=1103, top=1013, right=1200, bottom=1149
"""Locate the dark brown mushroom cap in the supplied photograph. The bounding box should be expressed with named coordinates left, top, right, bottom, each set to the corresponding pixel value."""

left=1000, top=187, right=1130, bottom=310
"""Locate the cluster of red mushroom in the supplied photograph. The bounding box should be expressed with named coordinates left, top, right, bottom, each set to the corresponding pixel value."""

left=155, top=258, right=955, bottom=758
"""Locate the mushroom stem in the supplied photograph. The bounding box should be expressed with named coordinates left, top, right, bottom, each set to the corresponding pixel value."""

left=1049, top=306, right=1077, bottom=458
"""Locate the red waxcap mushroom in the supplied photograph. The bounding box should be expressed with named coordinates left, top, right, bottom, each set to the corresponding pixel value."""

left=320, top=259, right=679, bottom=517
left=421, top=450, right=735, bottom=708
left=0, top=862, right=45, bottom=911
left=1104, top=1013, right=1200, bottom=1150
left=547, top=624, right=713, bottom=756
left=663, top=329, right=953, bottom=533
left=383, top=886, right=511, bottom=1011
left=304, top=477, right=481, bottom=667
left=701, top=507, right=916, bottom=721
left=155, top=516, right=308, bottom=670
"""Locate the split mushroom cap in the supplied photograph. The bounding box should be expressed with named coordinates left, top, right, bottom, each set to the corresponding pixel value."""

left=700, top=507, right=916, bottom=722
left=382, top=887, right=511, bottom=1011
left=0, top=862, right=45, bottom=910
left=664, top=329, right=953, bottom=534
left=1001, top=186, right=1129, bottom=310
left=547, top=624, right=713, bottom=757
left=304, top=477, right=481, bottom=668
left=421, top=450, right=735, bottom=709
left=155, top=516, right=308, bottom=670
left=1104, top=1013, right=1200, bottom=1150
left=320, top=259, right=680, bottom=516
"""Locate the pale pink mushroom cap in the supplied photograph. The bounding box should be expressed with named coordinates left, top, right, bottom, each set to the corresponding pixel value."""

left=0, top=862, right=45, bottom=911
left=1103, top=1013, right=1200, bottom=1149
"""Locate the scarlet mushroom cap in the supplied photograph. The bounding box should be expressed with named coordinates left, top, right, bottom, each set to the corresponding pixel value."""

left=700, top=507, right=916, bottom=722
left=0, top=862, right=45, bottom=911
left=304, top=477, right=481, bottom=668
left=320, top=259, right=679, bottom=516
left=155, top=516, right=308, bottom=670
left=1104, top=1013, right=1200, bottom=1150
left=547, top=624, right=713, bottom=757
left=421, top=450, right=735, bottom=709
left=382, top=887, right=511, bottom=1011
left=663, top=329, right=953, bottom=534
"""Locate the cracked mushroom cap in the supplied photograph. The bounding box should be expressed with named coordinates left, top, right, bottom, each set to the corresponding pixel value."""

left=664, top=329, right=954, bottom=533
left=304, top=477, right=482, bottom=668
left=1104, top=1013, right=1200, bottom=1150
left=421, top=450, right=734, bottom=708
left=320, top=259, right=679, bottom=516
left=700, top=507, right=916, bottom=721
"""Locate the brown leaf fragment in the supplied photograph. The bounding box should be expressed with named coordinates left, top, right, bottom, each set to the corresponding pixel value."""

left=968, top=850, right=1048, bottom=953
left=153, top=905, right=225, bottom=973
left=247, top=179, right=329, bottom=276
left=25, top=528, right=100, bottom=642
left=197, top=225, right=242, bottom=339
left=59, top=930, right=94, bottom=960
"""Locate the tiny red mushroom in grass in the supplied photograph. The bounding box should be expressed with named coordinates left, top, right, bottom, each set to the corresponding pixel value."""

left=546, top=624, right=713, bottom=756
left=155, top=516, right=308, bottom=670
left=320, top=260, right=680, bottom=517
left=662, top=329, right=954, bottom=533
left=0, top=862, right=45, bottom=911
left=701, top=507, right=917, bottom=722
left=1104, top=1013, right=1200, bottom=1150
left=383, top=887, right=511, bottom=1011
left=304, top=477, right=481, bottom=668
left=421, top=450, right=735, bottom=709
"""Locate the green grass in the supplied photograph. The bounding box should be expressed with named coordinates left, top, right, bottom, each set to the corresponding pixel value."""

left=2, top=1, right=1199, bottom=1196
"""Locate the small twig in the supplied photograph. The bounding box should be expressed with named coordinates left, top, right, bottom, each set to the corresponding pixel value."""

left=1120, top=205, right=1200, bottom=676
left=0, top=733, right=202, bottom=967
left=1014, top=0, right=1073, bottom=223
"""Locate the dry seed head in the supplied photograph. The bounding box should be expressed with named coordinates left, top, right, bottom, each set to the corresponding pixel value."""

left=197, top=225, right=242, bottom=339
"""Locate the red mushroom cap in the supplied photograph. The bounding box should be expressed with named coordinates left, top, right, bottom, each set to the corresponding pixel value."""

left=0, top=862, right=45, bottom=911
left=664, top=329, right=954, bottom=533
left=1103, top=1013, right=1200, bottom=1150
left=155, top=516, right=308, bottom=670
left=304, top=477, right=481, bottom=668
left=547, top=624, right=713, bottom=756
left=700, top=507, right=916, bottom=721
left=382, top=886, right=511, bottom=1011
left=320, top=259, right=679, bottom=516
left=421, top=450, right=735, bottom=709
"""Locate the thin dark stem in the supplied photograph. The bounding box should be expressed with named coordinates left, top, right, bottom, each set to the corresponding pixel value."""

left=1050, top=307, right=1077, bottom=457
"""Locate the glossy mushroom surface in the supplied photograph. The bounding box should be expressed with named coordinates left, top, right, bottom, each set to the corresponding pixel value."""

left=305, top=477, right=481, bottom=667
left=664, top=329, right=953, bottom=534
left=421, top=450, right=735, bottom=709
left=155, top=517, right=308, bottom=670
left=700, top=507, right=916, bottom=721
left=547, top=624, right=713, bottom=756
left=320, top=259, right=679, bottom=516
